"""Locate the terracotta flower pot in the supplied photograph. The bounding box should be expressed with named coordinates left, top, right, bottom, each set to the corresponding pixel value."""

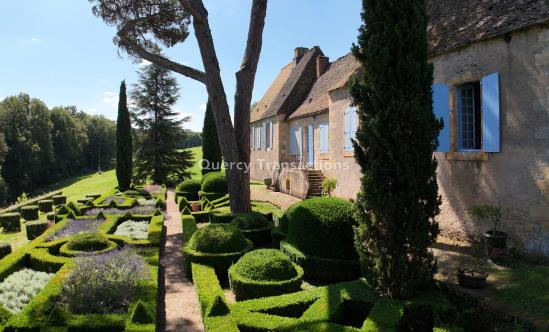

left=457, top=269, right=488, bottom=289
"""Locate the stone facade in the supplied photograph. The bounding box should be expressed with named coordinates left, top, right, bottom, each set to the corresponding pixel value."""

left=249, top=24, right=549, bottom=256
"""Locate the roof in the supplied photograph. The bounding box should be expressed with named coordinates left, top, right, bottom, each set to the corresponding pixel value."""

left=289, top=53, right=360, bottom=120
left=250, top=47, right=323, bottom=122
left=427, top=0, right=549, bottom=55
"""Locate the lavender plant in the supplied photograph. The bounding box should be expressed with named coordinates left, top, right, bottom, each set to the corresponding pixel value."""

left=0, top=269, right=54, bottom=313
left=61, top=247, right=150, bottom=314
left=137, top=198, right=156, bottom=206
left=114, top=220, right=149, bottom=240
left=101, top=195, right=126, bottom=205
left=48, top=218, right=103, bottom=241
left=84, top=206, right=157, bottom=217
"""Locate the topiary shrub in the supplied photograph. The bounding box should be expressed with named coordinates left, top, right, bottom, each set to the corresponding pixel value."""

left=52, top=195, right=67, bottom=205
left=38, top=200, right=54, bottom=213
left=201, top=172, right=228, bottom=193
left=183, top=224, right=253, bottom=278
left=20, top=205, right=39, bottom=221
left=0, top=242, right=12, bottom=259
left=281, top=197, right=360, bottom=282
left=26, top=220, right=49, bottom=240
left=0, top=213, right=21, bottom=233
left=176, top=179, right=201, bottom=201
left=228, top=249, right=303, bottom=301
left=86, top=193, right=101, bottom=200
left=59, top=232, right=117, bottom=257
left=230, top=213, right=274, bottom=246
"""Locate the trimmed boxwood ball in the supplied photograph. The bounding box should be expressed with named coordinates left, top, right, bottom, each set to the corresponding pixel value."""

left=285, top=197, right=357, bottom=259
left=282, top=197, right=360, bottom=282
left=229, top=249, right=303, bottom=301
left=177, top=179, right=201, bottom=193
left=0, top=213, right=21, bottom=233
left=52, top=195, right=67, bottom=205
left=59, top=232, right=117, bottom=257
left=38, top=200, right=54, bottom=213
left=201, top=172, right=228, bottom=193
left=184, top=224, right=253, bottom=278
left=230, top=213, right=274, bottom=246
left=0, top=241, right=12, bottom=259
left=26, top=220, right=49, bottom=240
left=20, top=205, right=39, bottom=221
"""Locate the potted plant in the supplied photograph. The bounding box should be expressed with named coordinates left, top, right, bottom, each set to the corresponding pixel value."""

left=191, top=202, right=201, bottom=212
left=468, top=202, right=508, bottom=259
left=263, top=177, right=272, bottom=187
left=321, top=177, right=338, bottom=197
left=457, top=260, right=489, bottom=289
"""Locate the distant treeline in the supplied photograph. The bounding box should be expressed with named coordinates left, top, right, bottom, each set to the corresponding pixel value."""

left=178, top=131, right=202, bottom=149
left=0, top=93, right=116, bottom=205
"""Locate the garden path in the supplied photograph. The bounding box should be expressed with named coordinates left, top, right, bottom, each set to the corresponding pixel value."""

left=160, top=191, right=203, bottom=332
left=250, top=184, right=301, bottom=209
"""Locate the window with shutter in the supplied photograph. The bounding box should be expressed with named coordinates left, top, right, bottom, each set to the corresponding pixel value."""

left=433, top=83, right=450, bottom=152
left=482, top=73, right=500, bottom=152
left=344, top=107, right=356, bottom=151
left=320, top=122, right=329, bottom=153
left=250, top=125, right=254, bottom=150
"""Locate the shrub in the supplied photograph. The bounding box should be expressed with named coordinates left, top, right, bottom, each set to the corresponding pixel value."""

left=230, top=213, right=273, bottom=246
left=184, top=224, right=253, bottom=278
left=38, top=199, right=54, bottom=213
left=48, top=218, right=103, bottom=241
left=284, top=197, right=357, bottom=260
left=201, top=172, right=228, bottom=193
left=0, top=213, right=21, bottom=233
left=20, top=205, right=39, bottom=221
left=65, top=232, right=111, bottom=252
left=188, top=224, right=249, bottom=254
left=229, top=249, right=303, bottom=300
left=0, top=268, right=54, bottom=313
left=86, top=193, right=102, bottom=200
left=177, top=179, right=201, bottom=193
left=61, top=248, right=149, bottom=314
left=52, top=195, right=67, bottom=205
left=0, top=242, right=12, bottom=259
left=114, top=220, right=149, bottom=240
left=46, top=212, right=55, bottom=222
left=26, top=220, right=49, bottom=240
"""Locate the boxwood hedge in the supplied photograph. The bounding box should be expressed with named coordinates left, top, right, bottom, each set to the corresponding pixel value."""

left=26, top=220, right=49, bottom=240
left=176, top=179, right=201, bottom=201
left=228, top=249, right=303, bottom=301
left=52, top=195, right=67, bottom=206
left=38, top=199, right=54, bottom=213
left=20, top=205, right=39, bottom=221
left=201, top=172, right=228, bottom=193
left=230, top=213, right=274, bottom=246
left=0, top=213, right=21, bottom=233
left=183, top=224, right=253, bottom=278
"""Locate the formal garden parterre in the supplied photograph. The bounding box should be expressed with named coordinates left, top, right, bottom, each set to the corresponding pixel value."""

left=0, top=184, right=167, bottom=331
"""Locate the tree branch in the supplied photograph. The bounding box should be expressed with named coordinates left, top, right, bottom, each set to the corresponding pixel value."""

left=178, top=0, right=206, bottom=23
left=117, top=31, right=206, bottom=84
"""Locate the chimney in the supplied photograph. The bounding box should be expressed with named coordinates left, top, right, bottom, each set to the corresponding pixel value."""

left=316, top=56, right=329, bottom=78
left=294, top=47, right=308, bottom=64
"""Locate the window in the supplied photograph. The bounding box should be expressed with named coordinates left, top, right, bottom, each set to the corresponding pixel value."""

left=344, top=107, right=357, bottom=151
left=255, top=126, right=262, bottom=150
left=458, top=82, right=481, bottom=150
left=433, top=72, right=500, bottom=153
left=319, top=122, right=329, bottom=153
left=264, top=122, right=273, bottom=149
left=250, top=125, right=254, bottom=150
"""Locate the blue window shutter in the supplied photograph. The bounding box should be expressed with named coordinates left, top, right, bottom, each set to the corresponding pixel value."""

left=319, top=124, right=327, bottom=153
left=250, top=126, right=254, bottom=150
left=262, top=123, right=266, bottom=149
left=297, top=127, right=302, bottom=158
left=344, top=109, right=350, bottom=150
left=433, top=83, right=450, bottom=152
left=482, top=73, right=500, bottom=152
left=351, top=107, right=357, bottom=138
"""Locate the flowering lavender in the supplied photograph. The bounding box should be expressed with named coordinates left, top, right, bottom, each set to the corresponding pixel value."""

left=137, top=198, right=156, bottom=206
left=61, top=247, right=150, bottom=314
left=48, top=218, right=103, bottom=241
left=101, top=195, right=126, bottom=205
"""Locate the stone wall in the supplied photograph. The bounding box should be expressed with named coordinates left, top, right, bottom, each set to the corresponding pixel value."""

left=432, top=25, right=549, bottom=254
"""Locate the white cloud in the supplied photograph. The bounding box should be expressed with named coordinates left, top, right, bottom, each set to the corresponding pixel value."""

left=31, top=37, right=40, bottom=43
left=103, top=91, right=118, bottom=107
left=199, top=103, right=207, bottom=111
left=139, top=59, right=152, bottom=67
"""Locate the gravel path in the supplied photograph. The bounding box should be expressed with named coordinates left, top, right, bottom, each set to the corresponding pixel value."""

left=160, top=191, right=203, bottom=332
left=250, top=184, right=301, bottom=210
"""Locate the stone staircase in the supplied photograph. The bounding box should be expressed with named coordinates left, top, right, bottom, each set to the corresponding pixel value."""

left=307, top=169, right=324, bottom=198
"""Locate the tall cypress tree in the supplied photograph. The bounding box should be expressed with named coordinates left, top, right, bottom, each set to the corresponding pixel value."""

left=116, top=80, right=133, bottom=191
left=351, top=0, right=442, bottom=298
left=201, top=101, right=222, bottom=175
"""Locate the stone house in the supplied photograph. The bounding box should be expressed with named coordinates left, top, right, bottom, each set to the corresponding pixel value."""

left=250, top=0, right=549, bottom=255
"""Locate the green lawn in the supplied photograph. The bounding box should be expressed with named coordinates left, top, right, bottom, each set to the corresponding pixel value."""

left=186, top=146, right=203, bottom=180
left=37, top=169, right=117, bottom=203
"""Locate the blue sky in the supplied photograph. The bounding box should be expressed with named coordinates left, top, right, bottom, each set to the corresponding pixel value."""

left=0, top=0, right=362, bottom=131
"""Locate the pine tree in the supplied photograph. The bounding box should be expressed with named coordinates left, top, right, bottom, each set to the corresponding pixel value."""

left=351, top=0, right=442, bottom=298
left=201, top=101, right=222, bottom=175
left=131, top=62, right=193, bottom=186
left=116, top=80, right=133, bottom=191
